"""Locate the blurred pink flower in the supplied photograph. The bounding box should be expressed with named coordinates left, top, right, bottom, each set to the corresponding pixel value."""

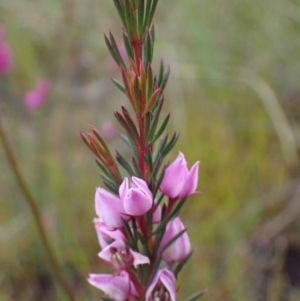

left=101, top=122, right=117, bottom=139
left=0, top=26, right=14, bottom=74
left=159, top=217, right=191, bottom=263
left=24, top=78, right=51, bottom=109
left=160, top=152, right=199, bottom=199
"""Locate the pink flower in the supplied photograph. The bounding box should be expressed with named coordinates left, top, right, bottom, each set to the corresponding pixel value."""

left=88, top=271, right=138, bottom=301
left=146, top=268, right=176, bottom=301
left=24, top=78, right=51, bottom=109
left=101, top=122, right=117, bottom=139
left=159, top=217, right=191, bottom=263
left=94, top=219, right=125, bottom=248
left=119, top=177, right=153, bottom=216
left=99, top=239, right=150, bottom=269
left=95, top=187, right=129, bottom=229
left=0, top=26, right=13, bottom=74
left=160, top=152, right=199, bottom=199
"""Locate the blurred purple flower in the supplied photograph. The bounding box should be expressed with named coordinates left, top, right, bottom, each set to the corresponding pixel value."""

left=159, top=217, right=191, bottom=263
left=146, top=268, right=176, bottom=301
left=160, top=152, right=199, bottom=199
left=119, top=177, right=153, bottom=216
left=24, top=78, right=51, bottom=109
left=0, top=25, right=14, bottom=74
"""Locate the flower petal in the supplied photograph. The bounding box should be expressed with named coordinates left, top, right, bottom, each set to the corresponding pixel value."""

left=88, top=273, right=130, bottom=301
left=95, top=187, right=124, bottom=228
left=179, top=161, right=200, bottom=199
left=160, top=152, right=188, bottom=198
left=123, top=188, right=152, bottom=216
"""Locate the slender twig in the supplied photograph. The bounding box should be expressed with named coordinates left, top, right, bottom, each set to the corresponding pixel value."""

left=0, top=115, right=75, bottom=301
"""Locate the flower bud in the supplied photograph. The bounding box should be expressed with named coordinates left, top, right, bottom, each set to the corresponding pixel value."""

left=159, top=217, right=191, bottom=263
left=146, top=268, right=176, bottom=301
left=160, top=152, right=199, bottom=199
left=119, top=177, right=153, bottom=216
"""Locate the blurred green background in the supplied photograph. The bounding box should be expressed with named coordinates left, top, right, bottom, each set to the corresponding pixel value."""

left=1, top=0, right=300, bottom=300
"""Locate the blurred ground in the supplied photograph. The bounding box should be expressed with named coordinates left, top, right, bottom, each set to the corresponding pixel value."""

left=1, top=0, right=300, bottom=300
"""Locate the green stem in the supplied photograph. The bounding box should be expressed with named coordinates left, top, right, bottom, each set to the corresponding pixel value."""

left=0, top=116, right=76, bottom=301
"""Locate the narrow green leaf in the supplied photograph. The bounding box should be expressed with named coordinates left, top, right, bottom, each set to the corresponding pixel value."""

left=122, top=218, right=136, bottom=247
left=104, top=33, right=125, bottom=68
left=146, top=63, right=154, bottom=100
left=153, top=134, right=168, bottom=162
left=153, top=223, right=166, bottom=251
left=183, top=290, right=207, bottom=301
left=138, top=0, right=145, bottom=36
left=161, top=133, right=179, bottom=158
left=113, top=0, right=127, bottom=30
left=122, top=29, right=134, bottom=60
left=102, top=178, right=119, bottom=194
left=152, top=163, right=166, bottom=198
left=121, top=106, right=139, bottom=139
left=158, top=59, right=164, bottom=85
left=112, top=78, right=126, bottom=93
left=143, top=88, right=160, bottom=116
left=133, top=75, right=140, bottom=111
left=168, top=197, right=188, bottom=221
left=147, top=96, right=164, bottom=141
left=161, top=228, right=187, bottom=253
left=124, top=0, right=135, bottom=37
left=146, top=30, right=153, bottom=64
left=143, top=0, right=153, bottom=33
left=132, top=157, right=142, bottom=177
left=144, top=112, right=152, bottom=145
left=147, top=253, right=162, bottom=286
left=138, top=264, right=148, bottom=286
left=116, top=151, right=135, bottom=176
left=147, top=0, right=159, bottom=28
left=95, top=159, right=111, bottom=177
left=158, top=65, right=170, bottom=97
left=173, top=252, right=193, bottom=276
left=120, top=134, right=138, bottom=159
left=154, top=193, right=165, bottom=210
left=109, top=32, right=126, bottom=67
left=152, top=113, right=170, bottom=143
left=114, top=111, right=139, bottom=143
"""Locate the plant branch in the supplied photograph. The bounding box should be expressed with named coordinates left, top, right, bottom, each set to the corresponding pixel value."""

left=0, top=115, right=76, bottom=301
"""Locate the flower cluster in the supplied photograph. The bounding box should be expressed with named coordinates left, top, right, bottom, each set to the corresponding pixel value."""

left=81, top=1, right=202, bottom=300
left=88, top=153, right=199, bottom=301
